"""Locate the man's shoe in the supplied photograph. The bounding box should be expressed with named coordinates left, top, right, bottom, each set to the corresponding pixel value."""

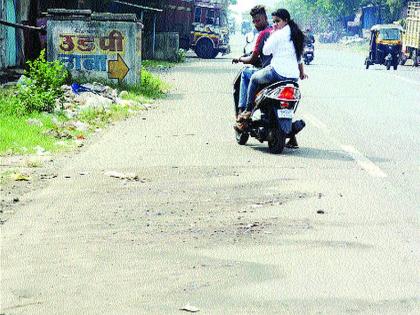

left=286, top=135, right=299, bottom=148
left=234, top=121, right=248, bottom=132
left=237, top=111, right=252, bottom=122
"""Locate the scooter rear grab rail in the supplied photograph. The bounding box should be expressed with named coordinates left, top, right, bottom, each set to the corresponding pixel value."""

left=257, top=80, right=301, bottom=102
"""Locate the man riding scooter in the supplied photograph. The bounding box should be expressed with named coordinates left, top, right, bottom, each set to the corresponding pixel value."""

left=233, top=8, right=308, bottom=149
left=232, top=5, right=272, bottom=116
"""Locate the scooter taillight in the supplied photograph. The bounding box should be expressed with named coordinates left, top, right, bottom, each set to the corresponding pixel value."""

left=278, top=86, right=295, bottom=100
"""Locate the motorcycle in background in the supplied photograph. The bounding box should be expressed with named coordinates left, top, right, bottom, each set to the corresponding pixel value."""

left=303, top=43, right=314, bottom=65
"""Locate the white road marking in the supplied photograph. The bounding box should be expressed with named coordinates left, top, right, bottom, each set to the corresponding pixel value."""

left=303, top=113, right=328, bottom=130
left=302, top=112, right=388, bottom=178
left=391, top=74, right=420, bottom=87
left=341, top=145, right=388, bottom=178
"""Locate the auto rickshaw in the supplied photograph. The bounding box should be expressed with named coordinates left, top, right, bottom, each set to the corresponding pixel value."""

left=365, top=24, right=403, bottom=70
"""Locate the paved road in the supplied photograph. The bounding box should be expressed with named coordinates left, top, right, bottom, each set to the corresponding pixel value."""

left=1, top=37, right=419, bottom=314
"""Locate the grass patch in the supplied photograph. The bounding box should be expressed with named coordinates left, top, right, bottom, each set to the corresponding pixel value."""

left=1, top=61, right=169, bottom=157
left=129, top=69, right=170, bottom=99
left=77, top=104, right=133, bottom=130
left=0, top=87, right=26, bottom=116
left=120, top=92, right=153, bottom=104
left=142, top=60, right=176, bottom=70
left=0, top=87, right=72, bottom=155
left=76, top=67, right=170, bottom=102
left=0, top=111, right=68, bottom=155
left=114, top=67, right=170, bottom=101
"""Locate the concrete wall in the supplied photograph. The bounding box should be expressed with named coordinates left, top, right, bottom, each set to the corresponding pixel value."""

left=47, top=13, right=142, bottom=85
left=143, top=32, right=179, bottom=61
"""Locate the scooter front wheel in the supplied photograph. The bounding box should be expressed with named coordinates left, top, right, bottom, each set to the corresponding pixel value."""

left=267, top=128, right=286, bottom=154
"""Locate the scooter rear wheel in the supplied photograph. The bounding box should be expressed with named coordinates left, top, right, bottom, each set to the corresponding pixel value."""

left=267, top=129, right=286, bottom=154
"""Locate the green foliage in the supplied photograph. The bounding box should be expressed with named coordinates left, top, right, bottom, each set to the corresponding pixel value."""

left=0, top=54, right=168, bottom=156
left=77, top=105, right=132, bottom=130
left=17, top=50, right=69, bottom=114
left=142, top=59, right=175, bottom=69
left=0, top=112, right=62, bottom=155
left=95, top=67, right=169, bottom=100
left=176, top=49, right=187, bottom=63
left=137, top=67, right=169, bottom=99
left=78, top=107, right=111, bottom=129
left=279, top=0, right=408, bottom=32
left=0, top=88, right=26, bottom=116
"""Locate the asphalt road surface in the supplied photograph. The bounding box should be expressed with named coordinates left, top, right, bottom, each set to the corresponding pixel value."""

left=1, top=36, right=419, bottom=314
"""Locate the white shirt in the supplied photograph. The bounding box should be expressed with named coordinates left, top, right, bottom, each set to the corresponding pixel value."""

left=262, top=25, right=301, bottom=79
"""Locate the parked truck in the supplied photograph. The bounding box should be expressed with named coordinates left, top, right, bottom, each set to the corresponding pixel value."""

left=402, top=1, right=420, bottom=66
left=153, top=0, right=230, bottom=59
left=188, top=1, right=230, bottom=59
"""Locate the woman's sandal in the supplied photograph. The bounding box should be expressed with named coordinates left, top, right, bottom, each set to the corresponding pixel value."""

left=236, top=111, right=252, bottom=123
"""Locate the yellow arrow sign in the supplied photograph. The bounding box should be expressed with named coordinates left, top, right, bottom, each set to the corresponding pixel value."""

left=108, top=54, right=129, bottom=82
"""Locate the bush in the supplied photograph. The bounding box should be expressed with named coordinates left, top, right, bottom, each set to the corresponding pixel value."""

left=137, top=67, right=169, bottom=98
left=176, top=49, right=186, bottom=63
left=0, top=88, right=26, bottom=117
left=17, top=50, right=68, bottom=113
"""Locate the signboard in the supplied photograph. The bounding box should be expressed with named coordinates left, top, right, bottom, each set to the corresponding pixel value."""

left=47, top=14, right=142, bottom=85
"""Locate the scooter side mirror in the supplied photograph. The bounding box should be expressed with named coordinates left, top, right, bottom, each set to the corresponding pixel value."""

left=245, top=32, right=255, bottom=43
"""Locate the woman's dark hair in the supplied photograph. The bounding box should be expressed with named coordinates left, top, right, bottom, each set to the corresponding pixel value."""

left=250, top=5, right=267, bottom=18
left=272, top=8, right=304, bottom=61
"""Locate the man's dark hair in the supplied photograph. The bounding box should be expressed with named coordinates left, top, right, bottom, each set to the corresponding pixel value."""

left=250, top=5, right=267, bottom=18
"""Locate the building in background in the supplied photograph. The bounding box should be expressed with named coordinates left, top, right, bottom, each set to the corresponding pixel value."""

left=0, top=0, right=231, bottom=71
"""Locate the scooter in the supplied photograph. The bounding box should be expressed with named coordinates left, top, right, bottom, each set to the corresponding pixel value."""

left=233, top=72, right=305, bottom=154
left=303, top=43, right=314, bottom=65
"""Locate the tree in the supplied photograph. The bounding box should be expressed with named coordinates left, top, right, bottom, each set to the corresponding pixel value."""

left=278, top=0, right=408, bottom=32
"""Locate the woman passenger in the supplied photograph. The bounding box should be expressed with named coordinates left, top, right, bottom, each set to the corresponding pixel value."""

left=240, top=8, right=307, bottom=117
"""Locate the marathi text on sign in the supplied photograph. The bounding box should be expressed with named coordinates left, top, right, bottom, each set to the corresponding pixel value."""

left=59, top=30, right=125, bottom=54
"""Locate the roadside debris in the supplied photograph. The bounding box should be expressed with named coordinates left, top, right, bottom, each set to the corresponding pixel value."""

left=250, top=198, right=282, bottom=208
left=11, top=172, right=31, bottom=181
left=58, top=82, right=141, bottom=117
left=180, top=304, right=200, bottom=313
left=40, top=173, right=58, bottom=180
left=34, top=146, right=49, bottom=156
left=24, top=157, right=43, bottom=168
left=104, top=171, right=140, bottom=181
left=237, top=221, right=267, bottom=235
left=246, top=222, right=259, bottom=229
